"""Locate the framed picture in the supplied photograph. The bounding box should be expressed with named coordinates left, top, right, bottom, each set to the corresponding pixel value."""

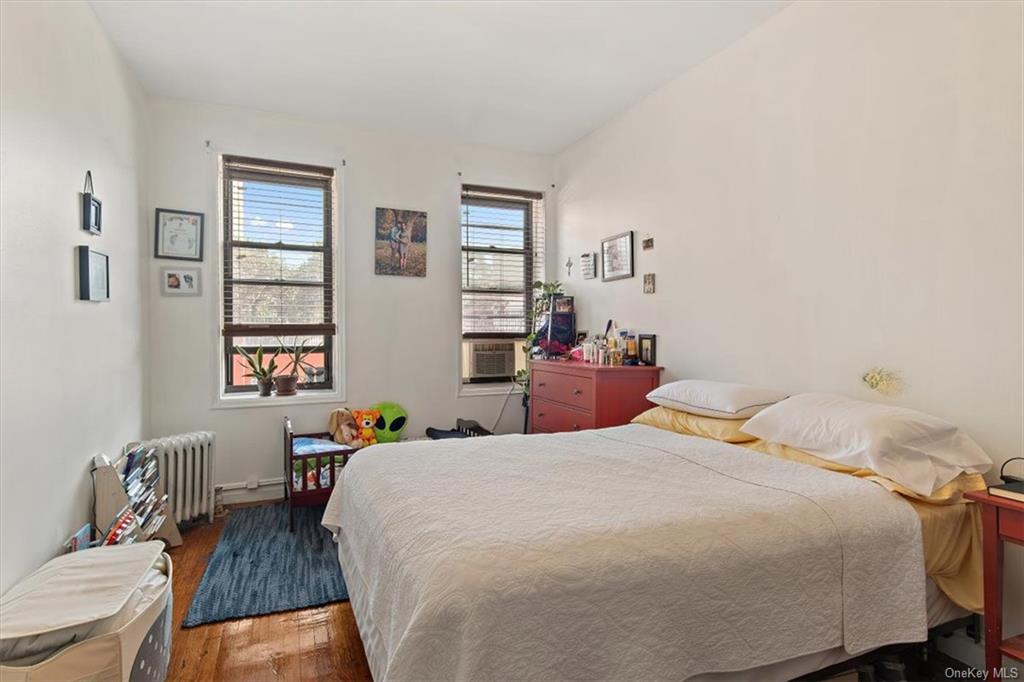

left=154, top=208, right=204, bottom=261
left=639, top=334, right=657, bottom=366
left=643, top=273, right=656, bottom=294
left=641, top=236, right=654, bottom=251
left=601, top=231, right=634, bottom=281
left=81, top=193, right=102, bottom=235
left=77, top=246, right=109, bottom=301
left=580, top=252, right=597, bottom=279
left=375, top=207, right=427, bottom=277
left=160, top=267, right=202, bottom=296
left=552, top=295, right=574, bottom=313
left=575, top=330, right=589, bottom=345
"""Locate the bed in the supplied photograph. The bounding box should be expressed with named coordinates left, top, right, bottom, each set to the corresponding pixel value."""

left=322, top=423, right=980, bottom=681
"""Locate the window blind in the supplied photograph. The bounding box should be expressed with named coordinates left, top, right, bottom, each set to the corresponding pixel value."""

left=222, top=155, right=335, bottom=337
left=460, top=185, right=545, bottom=338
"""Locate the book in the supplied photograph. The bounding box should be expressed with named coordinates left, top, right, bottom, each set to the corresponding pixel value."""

left=64, top=523, right=94, bottom=552
left=989, top=481, right=1024, bottom=503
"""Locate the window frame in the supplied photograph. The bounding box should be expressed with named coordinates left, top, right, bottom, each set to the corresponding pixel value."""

left=459, top=184, right=545, bottom=387
left=220, top=154, right=337, bottom=396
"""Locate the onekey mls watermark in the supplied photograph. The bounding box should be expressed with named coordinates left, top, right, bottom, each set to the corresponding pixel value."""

left=945, top=667, right=1020, bottom=680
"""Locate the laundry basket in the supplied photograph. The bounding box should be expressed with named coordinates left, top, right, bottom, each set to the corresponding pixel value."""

left=0, top=542, right=172, bottom=682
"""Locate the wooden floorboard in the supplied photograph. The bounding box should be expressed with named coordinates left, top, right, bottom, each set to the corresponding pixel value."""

left=166, top=512, right=373, bottom=682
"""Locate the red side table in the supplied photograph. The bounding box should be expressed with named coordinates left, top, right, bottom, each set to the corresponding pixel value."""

left=964, top=490, right=1024, bottom=678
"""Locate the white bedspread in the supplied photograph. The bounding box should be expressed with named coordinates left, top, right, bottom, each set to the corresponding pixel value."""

left=322, top=424, right=927, bottom=681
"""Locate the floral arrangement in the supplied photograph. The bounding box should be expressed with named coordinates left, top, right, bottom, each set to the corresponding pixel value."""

left=862, top=367, right=904, bottom=396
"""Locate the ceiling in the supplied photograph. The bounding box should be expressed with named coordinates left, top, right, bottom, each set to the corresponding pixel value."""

left=89, top=1, right=787, bottom=154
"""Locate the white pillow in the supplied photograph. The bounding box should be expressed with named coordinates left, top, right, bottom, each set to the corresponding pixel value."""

left=741, top=393, right=992, bottom=495
left=646, top=380, right=788, bottom=420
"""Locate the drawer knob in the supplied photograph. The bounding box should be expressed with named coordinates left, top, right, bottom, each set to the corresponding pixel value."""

left=537, top=382, right=546, bottom=387
left=572, top=388, right=583, bottom=396
left=537, top=413, right=545, bottom=418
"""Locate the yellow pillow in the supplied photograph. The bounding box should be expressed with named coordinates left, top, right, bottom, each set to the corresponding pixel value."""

left=631, top=406, right=756, bottom=443
left=742, top=439, right=986, bottom=504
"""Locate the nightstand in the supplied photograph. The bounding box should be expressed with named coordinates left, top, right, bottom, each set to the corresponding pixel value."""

left=528, top=359, right=662, bottom=433
left=964, top=490, right=1024, bottom=678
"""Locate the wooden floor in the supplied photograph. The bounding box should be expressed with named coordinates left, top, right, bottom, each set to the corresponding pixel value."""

left=166, top=512, right=373, bottom=682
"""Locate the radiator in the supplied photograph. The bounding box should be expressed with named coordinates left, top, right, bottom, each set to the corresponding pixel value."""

left=140, top=431, right=216, bottom=524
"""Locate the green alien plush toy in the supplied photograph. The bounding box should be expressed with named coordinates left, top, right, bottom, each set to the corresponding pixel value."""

left=372, top=401, right=408, bottom=443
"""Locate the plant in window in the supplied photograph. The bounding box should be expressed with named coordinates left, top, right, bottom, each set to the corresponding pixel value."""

left=516, top=280, right=565, bottom=401
left=235, top=345, right=280, bottom=397
left=275, top=338, right=318, bottom=396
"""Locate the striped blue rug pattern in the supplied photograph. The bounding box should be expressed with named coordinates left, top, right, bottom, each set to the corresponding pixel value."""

left=183, top=503, right=348, bottom=627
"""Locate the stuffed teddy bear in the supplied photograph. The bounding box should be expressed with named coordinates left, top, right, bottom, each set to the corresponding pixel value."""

left=351, top=408, right=381, bottom=447
left=328, top=408, right=365, bottom=448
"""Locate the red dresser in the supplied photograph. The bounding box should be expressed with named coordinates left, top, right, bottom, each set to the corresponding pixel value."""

left=529, top=359, right=663, bottom=434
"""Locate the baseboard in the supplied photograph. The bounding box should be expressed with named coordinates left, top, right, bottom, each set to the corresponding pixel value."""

left=217, top=477, right=285, bottom=506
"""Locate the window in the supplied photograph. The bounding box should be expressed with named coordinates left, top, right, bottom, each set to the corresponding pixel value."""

left=460, top=184, right=545, bottom=383
left=221, top=155, right=336, bottom=393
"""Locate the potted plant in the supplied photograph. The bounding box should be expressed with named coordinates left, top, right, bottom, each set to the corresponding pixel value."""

left=518, top=280, right=564, bottom=430
left=275, top=338, right=317, bottom=396
left=235, top=345, right=280, bottom=396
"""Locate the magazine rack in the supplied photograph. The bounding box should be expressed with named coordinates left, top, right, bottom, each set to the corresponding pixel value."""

left=93, top=450, right=182, bottom=548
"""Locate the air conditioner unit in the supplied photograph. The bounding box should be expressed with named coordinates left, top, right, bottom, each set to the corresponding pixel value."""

left=468, top=341, right=516, bottom=380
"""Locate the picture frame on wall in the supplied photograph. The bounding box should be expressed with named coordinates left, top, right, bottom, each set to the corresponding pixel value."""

left=77, top=245, right=109, bottom=302
left=374, top=207, right=427, bottom=277
left=643, top=273, right=655, bottom=294
left=160, top=267, right=202, bottom=297
left=81, top=170, right=102, bottom=235
left=154, top=208, right=204, bottom=261
left=638, top=334, right=657, bottom=366
left=580, top=252, right=597, bottom=279
left=82, top=193, right=102, bottom=235
left=601, top=231, right=634, bottom=281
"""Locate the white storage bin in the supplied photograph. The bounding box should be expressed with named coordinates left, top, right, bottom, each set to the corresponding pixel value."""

left=0, top=542, right=172, bottom=682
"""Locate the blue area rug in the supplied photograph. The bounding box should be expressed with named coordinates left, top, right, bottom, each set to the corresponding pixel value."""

left=183, top=503, right=348, bottom=627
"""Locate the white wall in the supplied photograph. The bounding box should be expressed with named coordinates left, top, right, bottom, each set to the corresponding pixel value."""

left=0, top=1, right=149, bottom=593
left=554, top=0, right=1023, bottom=664
left=146, top=98, right=552, bottom=501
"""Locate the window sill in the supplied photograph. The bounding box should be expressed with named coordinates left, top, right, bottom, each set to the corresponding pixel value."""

left=212, top=390, right=345, bottom=410
left=458, top=383, right=523, bottom=398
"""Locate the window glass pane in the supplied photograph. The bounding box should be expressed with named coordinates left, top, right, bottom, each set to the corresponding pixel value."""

left=229, top=284, right=325, bottom=325
left=231, top=180, right=325, bottom=246
left=462, top=251, right=526, bottom=291
left=227, top=336, right=330, bottom=388
left=461, top=203, right=525, bottom=249
left=232, top=248, right=324, bottom=283
left=462, top=292, right=527, bottom=335
left=464, top=203, right=526, bottom=228
left=462, top=225, right=525, bottom=250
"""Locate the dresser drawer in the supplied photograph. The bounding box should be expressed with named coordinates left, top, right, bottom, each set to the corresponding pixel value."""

left=1001, top=506, right=1024, bottom=543
left=531, top=398, right=595, bottom=433
left=532, top=369, right=593, bottom=410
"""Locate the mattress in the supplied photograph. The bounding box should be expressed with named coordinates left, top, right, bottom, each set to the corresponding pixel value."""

left=324, top=424, right=936, bottom=681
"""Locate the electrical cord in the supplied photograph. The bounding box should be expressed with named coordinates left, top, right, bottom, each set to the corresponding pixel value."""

left=490, top=380, right=520, bottom=434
